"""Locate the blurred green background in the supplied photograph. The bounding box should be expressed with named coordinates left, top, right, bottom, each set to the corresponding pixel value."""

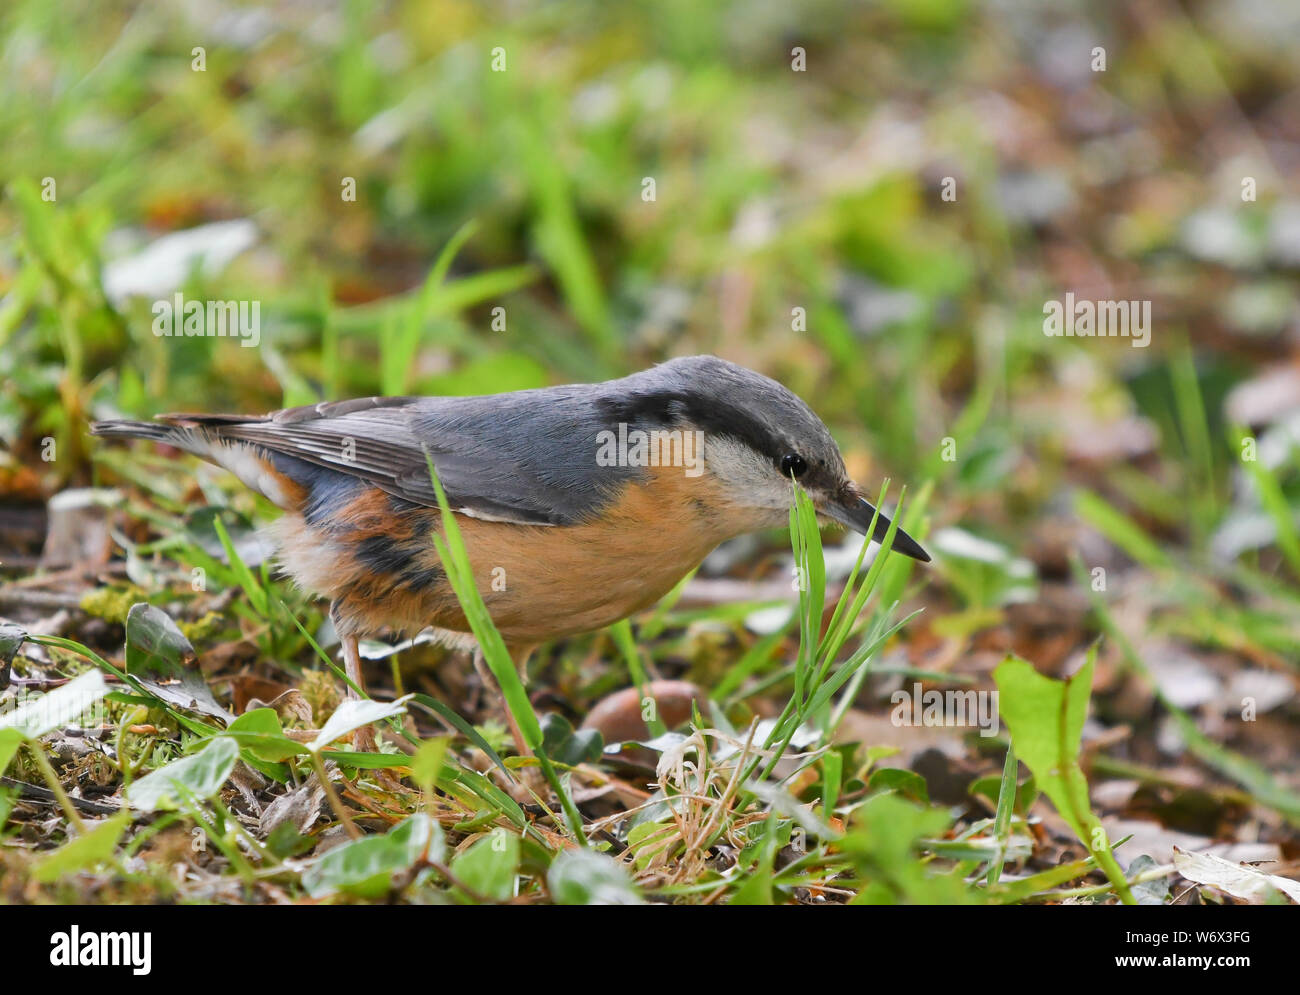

left=3, top=0, right=1300, bottom=681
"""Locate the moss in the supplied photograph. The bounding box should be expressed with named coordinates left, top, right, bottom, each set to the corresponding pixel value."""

left=79, top=586, right=149, bottom=626
left=298, top=668, right=341, bottom=725
left=179, top=611, right=224, bottom=645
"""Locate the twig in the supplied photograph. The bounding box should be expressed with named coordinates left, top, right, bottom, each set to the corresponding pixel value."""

left=0, top=589, right=84, bottom=610
left=0, top=774, right=122, bottom=816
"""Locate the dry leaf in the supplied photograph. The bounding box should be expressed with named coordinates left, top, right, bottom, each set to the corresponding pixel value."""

left=1172, top=846, right=1300, bottom=904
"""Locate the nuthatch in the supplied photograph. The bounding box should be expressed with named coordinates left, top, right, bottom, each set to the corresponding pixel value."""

left=92, top=355, right=928, bottom=753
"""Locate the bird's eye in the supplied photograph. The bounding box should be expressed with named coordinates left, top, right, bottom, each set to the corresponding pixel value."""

left=780, top=453, right=808, bottom=478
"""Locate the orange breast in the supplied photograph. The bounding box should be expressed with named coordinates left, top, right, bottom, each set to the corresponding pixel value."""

left=272, top=464, right=744, bottom=647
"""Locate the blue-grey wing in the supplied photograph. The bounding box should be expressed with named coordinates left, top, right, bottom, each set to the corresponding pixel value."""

left=195, top=389, right=636, bottom=526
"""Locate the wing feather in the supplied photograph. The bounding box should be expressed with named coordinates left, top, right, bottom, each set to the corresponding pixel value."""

left=162, top=392, right=628, bottom=526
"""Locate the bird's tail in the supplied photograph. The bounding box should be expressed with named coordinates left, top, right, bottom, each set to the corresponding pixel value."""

left=90, top=419, right=189, bottom=446
left=89, top=418, right=221, bottom=465
left=91, top=412, right=263, bottom=453
left=91, top=416, right=306, bottom=511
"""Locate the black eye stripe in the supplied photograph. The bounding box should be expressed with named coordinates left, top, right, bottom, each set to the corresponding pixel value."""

left=781, top=453, right=808, bottom=478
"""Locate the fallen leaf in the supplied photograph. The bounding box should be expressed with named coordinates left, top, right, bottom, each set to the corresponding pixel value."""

left=1172, top=846, right=1300, bottom=904
left=259, top=773, right=326, bottom=837
left=125, top=603, right=232, bottom=723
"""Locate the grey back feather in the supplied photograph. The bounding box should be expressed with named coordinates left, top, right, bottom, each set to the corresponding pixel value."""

left=101, top=356, right=843, bottom=526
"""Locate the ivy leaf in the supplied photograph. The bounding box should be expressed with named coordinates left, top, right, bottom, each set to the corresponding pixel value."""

left=302, top=814, right=443, bottom=899
left=309, top=695, right=412, bottom=753
left=125, top=603, right=231, bottom=723
left=548, top=849, right=643, bottom=905
left=32, top=812, right=131, bottom=883
left=1127, top=855, right=1170, bottom=906
left=227, top=708, right=305, bottom=763
left=125, top=737, right=239, bottom=812
left=539, top=713, right=603, bottom=766
left=1, top=670, right=109, bottom=770
left=451, top=831, right=519, bottom=902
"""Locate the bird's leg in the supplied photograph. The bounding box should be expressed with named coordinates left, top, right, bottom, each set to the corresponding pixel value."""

left=333, top=603, right=377, bottom=754
left=341, top=633, right=378, bottom=753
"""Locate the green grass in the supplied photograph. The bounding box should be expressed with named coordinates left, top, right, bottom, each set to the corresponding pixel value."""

left=0, top=471, right=1191, bottom=905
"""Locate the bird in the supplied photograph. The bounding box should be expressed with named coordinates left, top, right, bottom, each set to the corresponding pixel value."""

left=91, top=355, right=928, bottom=755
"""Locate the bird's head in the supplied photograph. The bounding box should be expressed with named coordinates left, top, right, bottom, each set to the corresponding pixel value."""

left=598, top=356, right=930, bottom=562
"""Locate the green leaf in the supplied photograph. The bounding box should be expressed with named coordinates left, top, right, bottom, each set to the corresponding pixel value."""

left=411, top=737, right=449, bottom=795
left=227, top=708, right=304, bottom=763
left=424, top=462, right=540, bottom=748
left=444, top=764, right=527, bottom=830
left=0, top=670, right=108, bottom=741
left=729, top=812, right=779, bottom=905
left=1128, top=855, right=1170, bottom=906
left=422, top=455, right=587, bottom=842
left=266, top=821, right=316, bottom=859
left=728, top=866, right=775, bottom=905
left=308, top=695, right=412, bottom=753
left=0, top=730, right=20, bottom=776
left=990, top=854, right=1100, bottom=903
left=125, top=603, right=231, bottom=723
left=32, top=812, right=131, bottom=883
left=993, top=650, right=1135, bottom=904
left=539, top=713, right=603, bottom=766
left=411, top=693, right=512, bottom=781
left=841, top=793, right=975, bottom=904
left=969, top=771, right=1037, bottom=813
left=626, top=821, right=675, bottom=871
left=985, top=745, right=1019, bottom=887
left=210, top=513, right=270, bottom=616
left=867, top=767, right=930, bottom=804
left=302, top=813, right=443, bottom=899
left=0, top=785, right=16, bottom=830
left=547, top=849, right=643, bottom=905
left=126, top=737, right=240, bottom=812
left=610, top=618, right=667, bottom=738
left=790, top=483, right=825, bottom=702
left=183, top=507, right=266, bottom=568
left=1236, top=428, right=1300, bottom=577
left=452, top=830, right=520, bottom=901
left=311, top=750, right=411, bottom=769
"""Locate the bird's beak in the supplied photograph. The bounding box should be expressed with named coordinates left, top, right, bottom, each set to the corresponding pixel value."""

left=822, top=493, right=931, bottom=563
